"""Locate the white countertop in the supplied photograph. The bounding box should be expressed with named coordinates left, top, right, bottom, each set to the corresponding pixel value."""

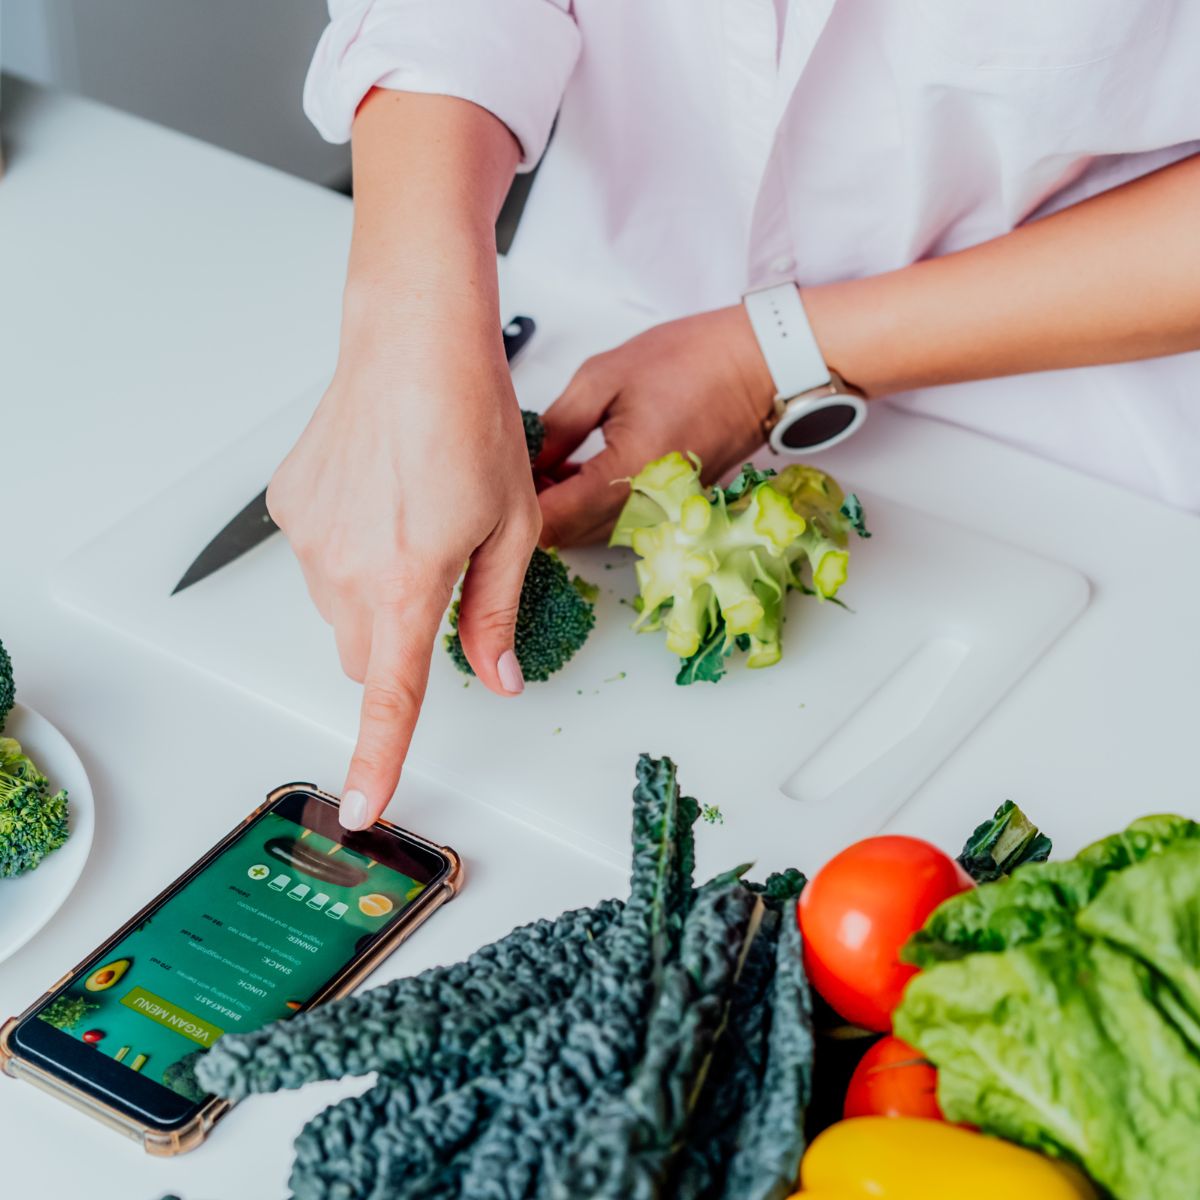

left=2, top=76, right=1198, bottom=1199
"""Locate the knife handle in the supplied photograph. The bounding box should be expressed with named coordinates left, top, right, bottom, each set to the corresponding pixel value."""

left=502, top=316, right=536, bottom=365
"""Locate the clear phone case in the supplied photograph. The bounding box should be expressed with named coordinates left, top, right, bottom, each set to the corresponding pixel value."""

left=0, top=781, right=462, bottom=1155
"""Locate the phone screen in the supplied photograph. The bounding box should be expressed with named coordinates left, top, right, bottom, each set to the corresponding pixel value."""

left=15, top=790, right=450, bottom=1127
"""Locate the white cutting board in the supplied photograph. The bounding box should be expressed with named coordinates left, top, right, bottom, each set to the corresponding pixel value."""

left=52, top=374, right=1088, bottom=875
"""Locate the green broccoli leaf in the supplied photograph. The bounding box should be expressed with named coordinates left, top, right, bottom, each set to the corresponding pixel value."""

left=720, top=463, right=777, bottom=505
left=839, top=493, right=871, bottom=538
left=676, top=621, right=733, bottom=686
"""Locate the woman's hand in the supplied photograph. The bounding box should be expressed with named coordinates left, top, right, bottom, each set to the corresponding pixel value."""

left=266, top=87, right=528, bottom=830
left=268, top=312, right=539, bottom=830
left=535, top=306, right=776, bottom=546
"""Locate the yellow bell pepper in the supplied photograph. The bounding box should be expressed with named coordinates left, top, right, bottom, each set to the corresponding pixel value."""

left=791, top=1118, right=1098, bottom=1200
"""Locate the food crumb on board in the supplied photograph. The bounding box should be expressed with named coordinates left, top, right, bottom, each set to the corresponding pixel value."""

left=605, top=671, right=627, bottom=683
left=701, top=804, right=724, bottom=825
left=552, top=727, right=562, bottom=736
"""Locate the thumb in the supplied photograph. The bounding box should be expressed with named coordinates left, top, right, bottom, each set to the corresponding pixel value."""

left=341, top=587, right=450, bottom=829
left=454, top=512, right=540, bottom=696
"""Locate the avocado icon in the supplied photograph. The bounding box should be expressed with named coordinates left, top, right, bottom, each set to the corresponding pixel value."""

left=85, top=958, right=131, bottom=992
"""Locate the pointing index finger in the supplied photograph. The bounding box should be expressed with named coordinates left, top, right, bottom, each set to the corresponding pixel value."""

left=340, top=591, right=448, bottom=830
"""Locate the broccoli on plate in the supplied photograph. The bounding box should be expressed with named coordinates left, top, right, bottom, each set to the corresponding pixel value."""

left=0, top=736, right=70, bottom=878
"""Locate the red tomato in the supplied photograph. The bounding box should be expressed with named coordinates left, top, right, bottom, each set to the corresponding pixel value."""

left=798, top=835, right=973, bottom=1031
left=844, top=1036, right=944, bottom=1120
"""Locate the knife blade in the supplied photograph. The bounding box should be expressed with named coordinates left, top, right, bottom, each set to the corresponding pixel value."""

left=171, top=315, right=537, bottom=595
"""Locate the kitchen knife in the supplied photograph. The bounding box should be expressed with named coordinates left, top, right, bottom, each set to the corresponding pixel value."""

left=171, top=315, right=536, bottom=595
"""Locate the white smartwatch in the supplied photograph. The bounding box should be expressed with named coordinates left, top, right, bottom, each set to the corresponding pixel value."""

left=743, top=283, right=867, bottom=455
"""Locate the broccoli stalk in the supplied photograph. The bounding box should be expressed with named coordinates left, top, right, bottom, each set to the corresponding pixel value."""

left=444, top=411, right=597, bottom=682
left=0, top=736, right=70, bottom=877
left=610, top=456, right=869, bottom=684
left=0, top=637, right=14, bottom=731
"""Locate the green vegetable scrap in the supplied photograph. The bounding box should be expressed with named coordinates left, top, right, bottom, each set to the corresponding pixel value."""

left=956, top=799, right=1053, bottom=883
left=610, top=456, right=869, bottom=684
left=0, top=637, right=14, bottom=730
left=521, top=408, right=546, bottom=463
left=0, top=735, right=69, bottom=878
left=199, top=754, right=814, bottom=1200
left=445, top=411, right=597, bottom=682
left=39, top=993, right=98, bottom=1032
left=896, top=814, right=1200, bottom=1200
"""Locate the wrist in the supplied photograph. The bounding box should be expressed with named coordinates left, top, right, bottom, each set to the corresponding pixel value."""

left=723, top=303, right=778, bottom=423
left=340, top=252, right=503, bottom=364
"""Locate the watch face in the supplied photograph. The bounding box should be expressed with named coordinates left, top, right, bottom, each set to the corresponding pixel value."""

left=778, top=401, right=860, bottom=451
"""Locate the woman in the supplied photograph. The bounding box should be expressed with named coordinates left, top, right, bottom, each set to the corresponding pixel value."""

left=268, top=1, right=1200, bottom=830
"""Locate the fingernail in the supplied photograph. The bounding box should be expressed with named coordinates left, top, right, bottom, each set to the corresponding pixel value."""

left=497, top=650, right=525, bottom=695
left=339, top=789, right=369, bottom=831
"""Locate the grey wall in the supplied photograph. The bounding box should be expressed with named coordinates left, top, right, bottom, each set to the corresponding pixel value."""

left=1, top=0, right=350, bottom=187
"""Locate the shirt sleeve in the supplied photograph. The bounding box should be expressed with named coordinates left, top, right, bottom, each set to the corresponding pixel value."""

left=303, top=0, right=581, bottom=170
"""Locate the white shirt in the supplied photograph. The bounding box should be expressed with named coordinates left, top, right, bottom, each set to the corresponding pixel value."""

left=304, top=0, right=1200, bottom=511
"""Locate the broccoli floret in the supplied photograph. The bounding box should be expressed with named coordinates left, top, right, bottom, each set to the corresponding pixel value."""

left=39, top=993, right=97, bottom=1031
left=0, top=637, right=14, bottom=731
left=610, top=455, right=869, bottom=684
left=0, top=736, right=69, bottom=877
left=445, top=547, right=596, bottom=682
left=162, top=1049, right=209, bottom=1103
left=443, top=411, right=597, bottom=682
left=521, top=408, right=545, bottom=463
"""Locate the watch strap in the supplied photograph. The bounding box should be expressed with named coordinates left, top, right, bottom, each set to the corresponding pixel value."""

left=743, top=283, right=829, bottom=399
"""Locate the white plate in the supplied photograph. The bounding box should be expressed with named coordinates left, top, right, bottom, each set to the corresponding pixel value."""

left=0, top=704, right=95, bottom=964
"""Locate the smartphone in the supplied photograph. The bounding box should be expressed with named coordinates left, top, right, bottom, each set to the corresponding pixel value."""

left=0, top=782, right=462, bottom=1155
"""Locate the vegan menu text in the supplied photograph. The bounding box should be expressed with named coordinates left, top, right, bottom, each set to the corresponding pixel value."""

left=36, top=812, right=426, bottom=1102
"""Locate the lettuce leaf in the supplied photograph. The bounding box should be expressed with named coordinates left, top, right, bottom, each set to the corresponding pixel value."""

left=1077, top=841, right=1200, bottom=1036
left=896, top=814, right=1200, bottom=1200
left=902, top=861, right=1102, bottom=967
left=896, top=935, right=1200, bottom=1200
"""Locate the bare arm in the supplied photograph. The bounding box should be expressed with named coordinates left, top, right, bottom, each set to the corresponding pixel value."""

left=268, top=89, right=534, bottom=828
left=807, top=153, right=1200, bottom=395
left=537, top=154, right=1200, bottom=544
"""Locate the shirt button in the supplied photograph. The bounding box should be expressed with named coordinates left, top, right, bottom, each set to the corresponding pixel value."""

left=770, top=254, right=795, bottom=275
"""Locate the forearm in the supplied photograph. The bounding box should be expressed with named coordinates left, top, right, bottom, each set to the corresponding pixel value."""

left=341, top=88, right=520, bottom=358
left=805, top=153, right=1200, bottom=397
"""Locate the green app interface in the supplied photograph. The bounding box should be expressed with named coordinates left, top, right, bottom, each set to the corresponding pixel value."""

left=37, top=812, right=426, bottom=1102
